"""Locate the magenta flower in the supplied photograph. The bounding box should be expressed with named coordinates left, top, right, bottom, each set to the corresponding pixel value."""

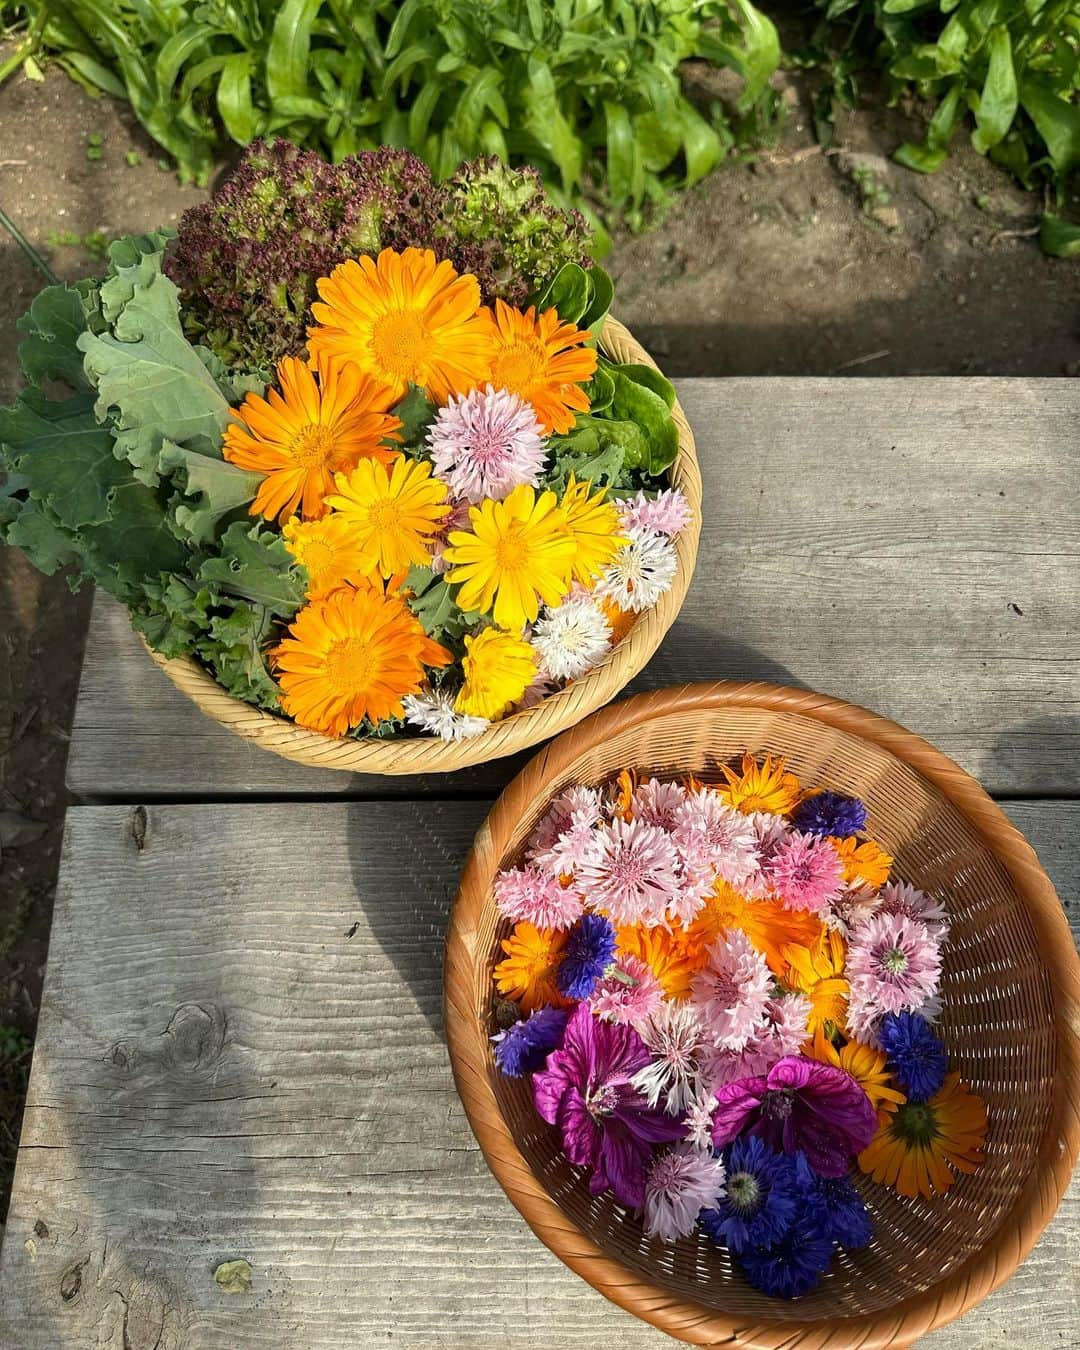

left=533, top=1004, right=684, bottom=1207
left=427, top=384, right=547, bottom=502
left=711, top=1055, right=878, bottom=1178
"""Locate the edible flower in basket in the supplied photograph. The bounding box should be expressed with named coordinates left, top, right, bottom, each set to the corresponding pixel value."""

left=488, top=756, right=989, bottom=1298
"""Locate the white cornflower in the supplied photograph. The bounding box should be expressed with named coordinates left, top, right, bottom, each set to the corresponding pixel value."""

left=632, top=1001, right=706, bottom=1116
left=530, top=595, right=612, bottom=680
left=595, top=526, right=678, bottom=613
left=402, top=690, right=489, bottom=741
left=644, top=1144, right=726, bottom=1243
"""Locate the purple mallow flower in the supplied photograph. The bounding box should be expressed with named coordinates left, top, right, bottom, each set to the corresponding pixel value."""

left=491, top=1007, right=569, bottom=1078
left=533, top=1004, right=684, bottom=1207
left=711, top=1056, right=878, bottom=1178
left=790, top=790, right=868, bottom=839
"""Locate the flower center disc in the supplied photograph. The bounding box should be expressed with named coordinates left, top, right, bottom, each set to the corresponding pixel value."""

left=324, top=636, right=375, bottom=695
left=289, top=423, right=337, bottom=468
left=301, top=538, right=336, bottom=576
left=727, top=1170, right=761, bottom=1213
left=882, top=946, right=910, bottom=975
left=490, top=338, right=544, bottom=393
left=493, top=520, right=529, bottom=571
left=371, top=309, right=429, bottom=383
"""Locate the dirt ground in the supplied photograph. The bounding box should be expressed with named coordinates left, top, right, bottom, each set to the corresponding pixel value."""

left=0, top=59, right=1076, bottom=1221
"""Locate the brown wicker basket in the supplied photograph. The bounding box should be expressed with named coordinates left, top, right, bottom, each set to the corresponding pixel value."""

left=141, top=317, right=700, bottom=774
left=444, top=682, right=1080, bottom=1348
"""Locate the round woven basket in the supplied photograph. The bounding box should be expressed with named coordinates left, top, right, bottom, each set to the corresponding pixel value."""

left=444, top=682, right=1080, bottom=1348
left=141, top=316, right=701, bottom=774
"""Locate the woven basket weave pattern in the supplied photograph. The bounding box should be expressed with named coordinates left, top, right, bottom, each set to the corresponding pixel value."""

left=445, top=683, right=1080, bottom=1348
left=142, top=317, right=701, bottom=773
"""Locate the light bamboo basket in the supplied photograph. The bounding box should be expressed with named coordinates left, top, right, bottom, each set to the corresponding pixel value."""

left=141, top=317, right=701, bottom=774
left=444, top=682, right=1080, bottom=1348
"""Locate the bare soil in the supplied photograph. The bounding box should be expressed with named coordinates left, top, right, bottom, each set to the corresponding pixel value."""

left=0, top=58, right=1076, bottom=1222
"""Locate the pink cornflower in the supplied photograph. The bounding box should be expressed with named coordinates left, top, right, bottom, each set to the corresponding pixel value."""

left=493, top=865, right=583, bottom=931
left=767, top=830, right=845, bottom=912
left=740, top=812, right=791, bottom=898
left=672, top=789, right=760, bottom=888
left=825, top=883, right=883, bottom=933
left=575, top=817, right=681, bottom=927
left=429, top=500, right=473, bottom=573
left=758, top=992, right=811, bottom=1060
left=531, top=809, right=603, bottom=879
left=698, top=1042, right=773, bottom=1094
left=684, top=1091, right=718, bottom=1151
left=619, top=488, right=693, bottom=537
left=644, top=1143, right=726, bottom=1243
left=876, top=880, right=950, bottom=939
left=631, top=1002, right=706, bottom=1115
left=663, top=872, right=710, bottom=928
left=846, top=911, right=942, bottom=1016
left=690, top=929, right=772, bottom=1051
left=630, top=778, right=689, bottom=831
left=427, top=384, right=547, bottom=502
left=589, top=955, right=664, bottom=1029
left=527, top=786, right=601, bottom=859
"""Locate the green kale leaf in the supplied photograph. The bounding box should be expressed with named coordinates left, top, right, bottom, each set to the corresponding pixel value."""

left=197, top=520, right=306, bottom=618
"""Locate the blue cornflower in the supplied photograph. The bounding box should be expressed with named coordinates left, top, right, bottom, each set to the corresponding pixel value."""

left=699, top=1136, right=799, bottom=1254
left=555, top=914, right=616, bottom=999
left=740, top=1218, right=835, bottom=1298
left=793, top=1154, right=872, bottom=1250
left=491, top=1007, right=569, bottom=1077
left=790, top=790, right=868, bottom=839
left=879, top=1010, right=949, bottom=1102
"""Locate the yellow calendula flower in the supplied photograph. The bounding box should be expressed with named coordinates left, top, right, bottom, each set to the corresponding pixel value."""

left=481, top=300, right=597, bottom=434
left=456, top=627, right=537, bottom=720
left=494, top=921, right=572, bottom=1013
left=282, top=515, right=375, bottom=599
left=558, top=476, right=627, bottom=587
left=326, top=452, right=449, bottom=579
left=719, top=752, right=803, bottom=816
left=272, top=585, right=451, bottom=737
left=223, top=355, right=400, bottom=522
left=810, top=1029, right=906, bottom=1122
left=443, top=483, right=577, bottom=631
left=829, top=835, right=895, bottom=889
left=859, top=1073, right=988, bottom=1199
left=782, top=929, right=850, bottom=1035
left=307, top=247, right=493, bottom=403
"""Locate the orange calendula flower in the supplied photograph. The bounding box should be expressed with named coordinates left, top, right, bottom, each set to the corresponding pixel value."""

left=272, top=584, right=451, bottom=736
left=493, top=922, right=572, bottom=1013
left=282, top=515, right=375, bottom=599
left=325, top=453, right=450, bottom=579
left=307, top=247, right=493, bottom=403
left=558, top=476, right=627, bottom=586
left=224, top=356, right=400, bottom=522
left=829, top=835, right=895, bottom=889
left=482, top=300, right=597, bottom=434
left=810, top=1029, right=907, bottom=1122
left=611, top=769, right=636, bottom=821
left=616, top=924, right=705, bottom=1001
left=689, top=881, right=825, bottom=978
left=598, top=595, right=637, bottom=646
left=783, top=930, right=850, bottom=1035
left=443, top=483, right=577, bottom=631
left=719, top=753, right=802, bottom=816
left=859, top=1072, right=988, bottom=1199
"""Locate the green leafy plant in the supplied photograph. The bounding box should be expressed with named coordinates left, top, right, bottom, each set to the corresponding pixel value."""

left=0, top=0, right=781, bottom=229
left=813, top=0, right=1080, bottom=253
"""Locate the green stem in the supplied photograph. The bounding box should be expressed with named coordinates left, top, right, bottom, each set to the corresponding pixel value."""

left=0, top=206, right=60, bottom=285
left=0, top=3, right=48, bottom=86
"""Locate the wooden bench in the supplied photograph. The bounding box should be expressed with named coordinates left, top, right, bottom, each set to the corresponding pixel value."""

left=1, top=378, right=1076, bottom=1347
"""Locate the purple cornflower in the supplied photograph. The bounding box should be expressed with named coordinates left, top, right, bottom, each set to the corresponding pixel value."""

left=491, top=1007, right=569, bottom=1077
left=790, top=791, right=868, bottom=839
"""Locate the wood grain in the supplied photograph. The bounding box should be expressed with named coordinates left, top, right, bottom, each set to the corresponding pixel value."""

left=66, top=378, right=1080, bottom=800
left=0, top=801, right=1075, bottom=1348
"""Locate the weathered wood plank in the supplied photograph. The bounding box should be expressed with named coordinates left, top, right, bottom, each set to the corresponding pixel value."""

left=0, top=801, right=1075, bottom=1348
left=67, top=377, right=1080, bottom=800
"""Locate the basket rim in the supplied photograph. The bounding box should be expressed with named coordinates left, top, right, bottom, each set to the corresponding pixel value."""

left=443, top=681, right=1080, bottom=1350
left=140, top=315, right=702, bottom=774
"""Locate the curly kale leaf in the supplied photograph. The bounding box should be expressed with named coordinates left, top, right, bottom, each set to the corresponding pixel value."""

left=197, top=520, right=306, bottom=618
